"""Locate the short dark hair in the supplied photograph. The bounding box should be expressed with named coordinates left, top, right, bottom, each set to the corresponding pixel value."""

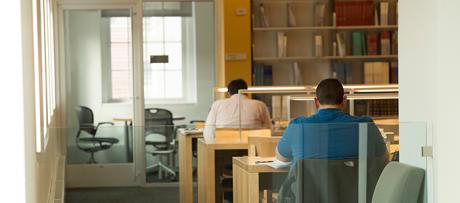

left=316, top=78, right=344, bottom=105
left=227, top=79, right=248, bottom=95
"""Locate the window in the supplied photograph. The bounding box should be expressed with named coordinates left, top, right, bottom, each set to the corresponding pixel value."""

left=109, top=17, right=132, bottom=100
left=143, top=17, right=184, bottom=100
left=105, top=14, right=195, bottom=103
left=33, top=0, right=57, bottom=152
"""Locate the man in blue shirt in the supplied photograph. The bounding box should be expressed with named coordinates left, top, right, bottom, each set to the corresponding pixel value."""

left=276, top=78, right=387, bottom=163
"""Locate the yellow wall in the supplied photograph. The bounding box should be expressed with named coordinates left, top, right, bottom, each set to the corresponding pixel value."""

left=222, top=0, right=252, bottom=85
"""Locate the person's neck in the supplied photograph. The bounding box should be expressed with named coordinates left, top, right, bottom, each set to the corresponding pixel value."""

left=318, top=105, right=342, bottom=110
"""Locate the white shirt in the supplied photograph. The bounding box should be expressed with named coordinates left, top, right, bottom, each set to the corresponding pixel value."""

left=204, top=94, right=272, bottom=142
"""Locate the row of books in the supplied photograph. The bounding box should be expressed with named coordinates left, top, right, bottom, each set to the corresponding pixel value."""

left=253, top=63, right=273, bottom=86
left=333, top=61, right=398, bottom=84
left=364, top=62, right=398, bottom=84
left=335, top=1, right=396, bottom=26
left=338, top=31, right=398, bottom=57
left=259, top=3, right=298, bottom=27
left=355, top=99, right=398, bottom=117
left=257, top=1, right=397, bottom=28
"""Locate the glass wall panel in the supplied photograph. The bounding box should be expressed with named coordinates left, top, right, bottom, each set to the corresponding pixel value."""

left=64, top=9, right=134, bottom=166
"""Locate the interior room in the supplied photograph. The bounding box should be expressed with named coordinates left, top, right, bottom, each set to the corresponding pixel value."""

left=3, top=0, right=460, bottom=203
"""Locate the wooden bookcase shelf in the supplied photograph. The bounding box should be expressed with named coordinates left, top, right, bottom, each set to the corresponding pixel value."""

left=253, top=25, right=398, bottom=32
left=254, top=55, right=398, bottom=63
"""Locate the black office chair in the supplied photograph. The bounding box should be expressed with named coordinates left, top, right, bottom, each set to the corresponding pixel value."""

left=74, top=106, right=119, bottom=164
left=145, top=108, right=177, bottom=180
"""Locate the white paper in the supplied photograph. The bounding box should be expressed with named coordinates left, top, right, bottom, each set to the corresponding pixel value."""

left=256, top=159, right=291, bottom=169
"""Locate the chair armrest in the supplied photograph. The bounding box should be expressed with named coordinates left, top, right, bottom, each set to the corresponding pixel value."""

left=96, top=122, right=114, bottom=131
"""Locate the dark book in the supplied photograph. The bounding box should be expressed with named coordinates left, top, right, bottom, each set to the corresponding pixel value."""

left=335, top=1, right=374, bottom=26
left=366, top=32, right=378, bottom=55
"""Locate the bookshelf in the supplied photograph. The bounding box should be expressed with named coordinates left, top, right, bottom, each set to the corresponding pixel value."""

left=253, top=25, right=398, bottom=31
left=251, top=0, right=399, bottom=118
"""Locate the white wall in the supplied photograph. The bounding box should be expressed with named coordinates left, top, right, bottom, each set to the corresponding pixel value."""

left=399, top=0, right=460, bottom=202
left=0, top=1, right=27, bottom=202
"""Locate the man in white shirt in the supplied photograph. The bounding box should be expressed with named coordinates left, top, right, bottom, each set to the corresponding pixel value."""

left=204, top=79, right=272, bottom=142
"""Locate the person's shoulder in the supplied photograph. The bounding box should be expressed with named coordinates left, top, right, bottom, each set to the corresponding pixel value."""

left=345, top=114, right=374, bottom=123
left=211, top=98, right=228, bottom=107
left=289, top=115, right=313, bottom=124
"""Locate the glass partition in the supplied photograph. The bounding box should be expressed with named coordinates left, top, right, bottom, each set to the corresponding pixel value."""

left=65, top=9, right=134, bottom=165
left=142, top=0, right=215, bottom=183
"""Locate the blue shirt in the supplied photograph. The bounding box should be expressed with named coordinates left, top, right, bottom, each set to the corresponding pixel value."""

left=277, top=108, right=387, bottom=163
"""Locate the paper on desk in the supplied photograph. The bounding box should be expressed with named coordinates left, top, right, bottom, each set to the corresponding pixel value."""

left=256, top=159, right=291, bottom=169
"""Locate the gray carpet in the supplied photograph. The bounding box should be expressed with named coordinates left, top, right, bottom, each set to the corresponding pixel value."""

left=65, top=184, right=186, bottom=203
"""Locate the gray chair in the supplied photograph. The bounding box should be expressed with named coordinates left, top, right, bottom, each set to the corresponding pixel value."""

left=372, top=162, right=425, bottom=203
left=145, top=108, right=177, bottom=180
left=74, top=106, right=119, bottom=163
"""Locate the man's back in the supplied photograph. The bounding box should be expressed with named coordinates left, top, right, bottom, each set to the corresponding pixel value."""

left=204, top=94, right=271, bottom=142
left=205, top=94, right=271, bottom=128
left=277, top=108, right=387, bottom=163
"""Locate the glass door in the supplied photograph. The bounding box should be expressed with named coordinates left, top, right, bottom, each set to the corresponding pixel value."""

left=141, top=0, right=215, bottom=183
left=63, top=8, right=139, bottom=187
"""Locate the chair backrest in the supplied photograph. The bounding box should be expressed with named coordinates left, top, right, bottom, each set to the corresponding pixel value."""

left=74, top=105, right=96, bottom=134
left=248, top=136, right=280, bottom=157
left=277, top=157, right=387, bottom=203
left=296, top=159, right=360, bottom=203
left=145, top=108, right=174, bottom=142
left=372, top=162, right=425, bottom=203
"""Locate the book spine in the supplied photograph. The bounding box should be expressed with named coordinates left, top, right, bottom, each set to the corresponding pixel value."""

left=336, top=33, right=346, bottom=57
left=391, top=31, right=398, bottom=54
left=380, top=31, right=391, bottom=55
left=352, top=32, right=363, bottom=56
left=380, top=2, right=389, bottom=26
left=287, top=3, right=297, bottom=27
left=315, top=35, right=323, bottom=57
left=259, top=4, right=269, bottom=27
left=367, top=32, right=378, bottom=55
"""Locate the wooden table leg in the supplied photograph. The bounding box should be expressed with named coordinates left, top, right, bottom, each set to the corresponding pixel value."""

left=198, top=141, right=215, bottom=203
left=233, top=162, right=259, bottom=203
left=179, top=134, right=193, bottom=203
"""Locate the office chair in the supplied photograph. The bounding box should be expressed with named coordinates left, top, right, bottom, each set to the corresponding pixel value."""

left=372, top=162, right=425, bottom=203
left=145, top=108, right=177, bottom=180
left=74, top=106, right=119, bottom=164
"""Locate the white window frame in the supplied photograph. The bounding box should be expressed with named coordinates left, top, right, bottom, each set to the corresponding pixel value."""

left=33, top=0, right=58, bottom=152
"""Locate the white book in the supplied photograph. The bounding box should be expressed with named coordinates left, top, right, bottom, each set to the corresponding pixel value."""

left=332, top=41, right=337, bottom=56
left=315, top=35, right=323, bottom=57
left=287, top=3, right=297, bottom=27
left=380, top=2, right=389, bottom=26
left=259, top=3, right=269, bottom=27
left=364, top=62, right=375, bottom=84
left=336, top=33, right=346, bottom=57
left=374, top=62, right=390, bottom=84
left=256, top=159, right=291, bottom=169
left=277, top=32, right=284, bottom=57
left=292, top=62, right=303, bottom=85
left=314, top=3, right=326, bottom=26
left=283, top=35, right=288, bottom=57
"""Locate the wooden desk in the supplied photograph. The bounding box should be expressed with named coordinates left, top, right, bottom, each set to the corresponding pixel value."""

left=232, top=156, right=289, bottom=203
left=178, top=129, right=203, bottom=203
left=197, top=139, right=249, bottom=203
